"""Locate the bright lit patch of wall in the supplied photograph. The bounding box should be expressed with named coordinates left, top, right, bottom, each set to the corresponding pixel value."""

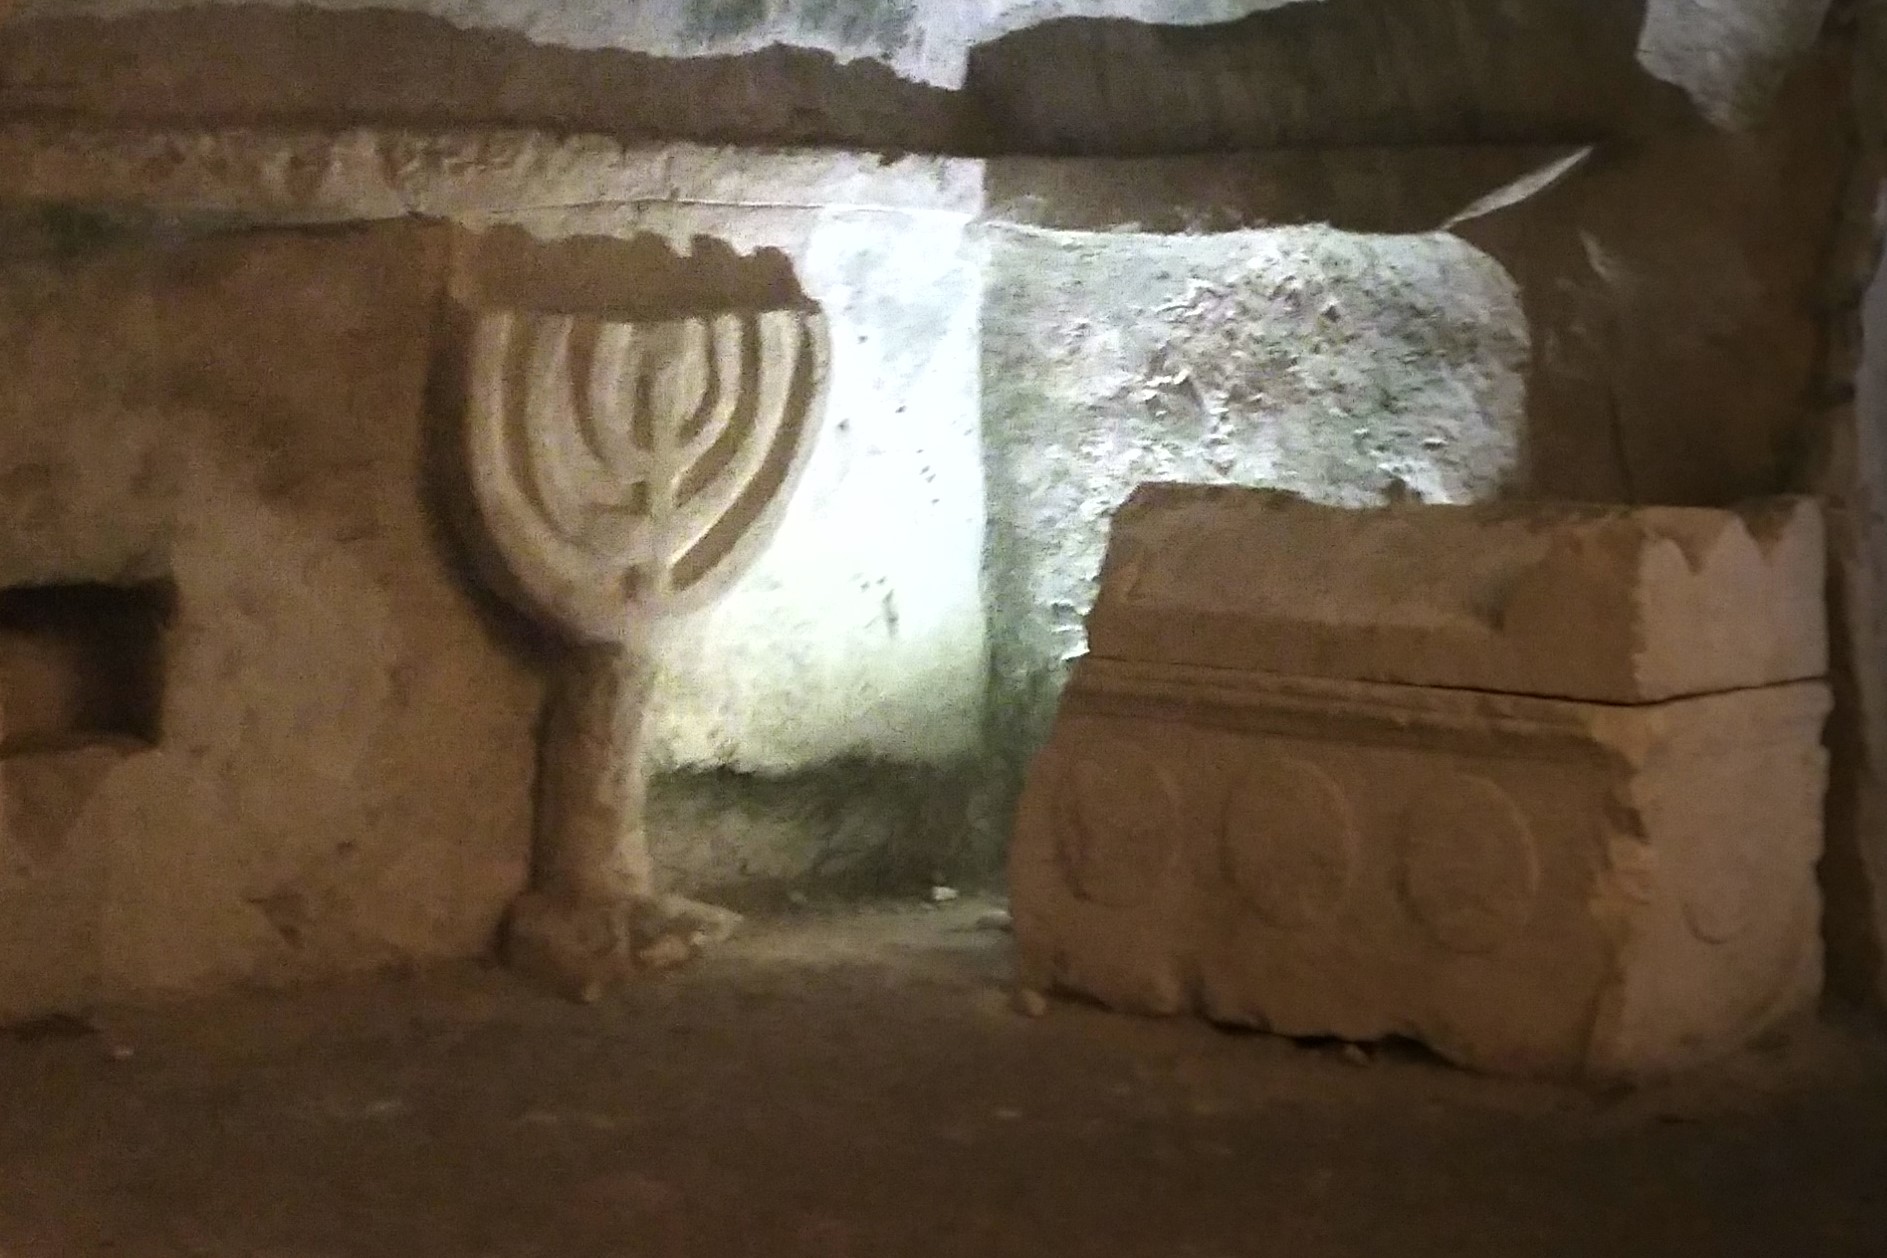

left=644, top=205, right=988, bottom=777
left=981, top=222, right=1530, bottom=774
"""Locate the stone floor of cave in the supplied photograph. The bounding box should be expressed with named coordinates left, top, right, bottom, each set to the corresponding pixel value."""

left=4, top=897, right=1886, bottom=1257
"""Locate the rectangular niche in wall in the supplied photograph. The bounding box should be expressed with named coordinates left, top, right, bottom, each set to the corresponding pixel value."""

left=0, top=582, right=171, bottom=754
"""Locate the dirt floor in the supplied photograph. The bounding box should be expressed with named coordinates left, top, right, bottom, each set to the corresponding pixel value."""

left=3, top=898, right=1886, bottom=1257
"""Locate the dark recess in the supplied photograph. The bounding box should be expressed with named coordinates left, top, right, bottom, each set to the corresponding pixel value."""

left=0, top=581, right=173, bottom=754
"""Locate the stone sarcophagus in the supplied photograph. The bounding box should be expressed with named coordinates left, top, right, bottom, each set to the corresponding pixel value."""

left=1010, top=485, right=1832, bottom=1079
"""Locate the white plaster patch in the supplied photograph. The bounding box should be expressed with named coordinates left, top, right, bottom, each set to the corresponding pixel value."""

left=1637, top=0, right=1832, bottom=129
left=7, top=0, right=1318, bottom=86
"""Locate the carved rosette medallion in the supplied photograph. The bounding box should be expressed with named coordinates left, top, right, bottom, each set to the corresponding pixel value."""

left=1221, top=754, right=1359, bottom=930
left=1056, top=750, right=1184, bottom=908
left=1400, top=774, right=1540, bottom=955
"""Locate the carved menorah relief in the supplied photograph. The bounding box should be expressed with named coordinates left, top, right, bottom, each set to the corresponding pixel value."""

left=461, top=300, right=830, bottom=998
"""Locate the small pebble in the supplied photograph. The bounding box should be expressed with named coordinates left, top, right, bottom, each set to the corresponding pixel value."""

left=636, top=937, right=696, bottom=973
left=929, top=885, right=960, bottom=905
left=1012, top=989, right=1049, bottom=1019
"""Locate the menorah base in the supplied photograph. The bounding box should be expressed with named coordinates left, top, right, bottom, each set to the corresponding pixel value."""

left=503, top=890, right=743, bottom=1001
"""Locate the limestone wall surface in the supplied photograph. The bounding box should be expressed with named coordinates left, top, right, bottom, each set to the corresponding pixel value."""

left=0, top=0, right=1831, bottom=114
left=0, top=127, right=1561, bottom=1006
left=0, top=0, right=1869, bottom=1011
left=1816, top=0, right=1887, bottom=1005
left=0, top=189, right=988, bottom=1007
left=0, top=2, right=1848, bottom=515
left=0, top=224, right=542, bottom=1018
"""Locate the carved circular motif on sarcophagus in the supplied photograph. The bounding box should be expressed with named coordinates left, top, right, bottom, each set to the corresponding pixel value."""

left=1683, top=851, right=1757, bottom=946
left=1678, top=790, right=1788, bottom=947
left=1056, top=748, right=1185, bottom=908
left=1220, top=755, right=1359, bottom=930
left=1400, top=774, right=1541, bottom=955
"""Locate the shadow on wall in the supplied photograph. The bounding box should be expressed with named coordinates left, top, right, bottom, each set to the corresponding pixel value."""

left=968, top=0, right=1687, bottom=153
left=449, top=228, right=812, bottom=322
left=1, top=1, right=1840, bottom=510
left=0, top=7, right=974, bottom=152
left=648, top=758, right=979, bottom=909
left=0, top=0, right=1736, bottom=155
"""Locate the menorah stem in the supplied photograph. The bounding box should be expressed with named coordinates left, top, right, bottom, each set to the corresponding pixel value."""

left=535, top=641, right=657, bottom=904
left=504, top=635, right=741, bottom=1001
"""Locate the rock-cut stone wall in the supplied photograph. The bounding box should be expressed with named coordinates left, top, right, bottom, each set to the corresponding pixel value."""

left=0, top=126, right=1566, bottom=1011
left=0, top=0, right=1871, bottom=1013
left=0, top=222, right=542, bottom=1019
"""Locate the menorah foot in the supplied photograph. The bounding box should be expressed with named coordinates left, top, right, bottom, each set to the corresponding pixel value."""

left=503, top=890, right=743, bottom=1002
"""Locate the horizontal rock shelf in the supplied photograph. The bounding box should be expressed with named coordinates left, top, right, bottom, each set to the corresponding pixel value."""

left=0, top=123, right=1585, bottom=236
